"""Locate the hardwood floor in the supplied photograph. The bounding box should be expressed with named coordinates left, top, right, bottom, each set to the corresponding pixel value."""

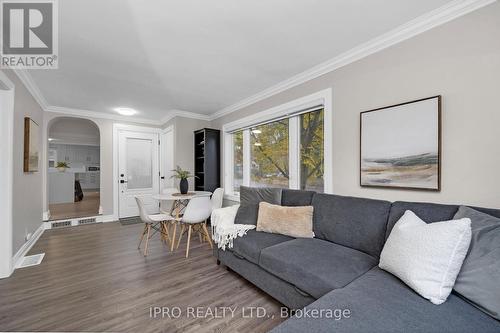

left=0, top=222, right=285, bottom=332
left=49, top=191, right=100, bottom=220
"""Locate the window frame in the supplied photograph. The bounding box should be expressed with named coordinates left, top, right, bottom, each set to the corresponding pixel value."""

left=223, top=89, right=332, bottom=201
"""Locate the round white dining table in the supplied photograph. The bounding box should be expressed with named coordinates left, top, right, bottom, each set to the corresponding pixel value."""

left=152, top=190, right=212, bottom=202
left=152, top=190, right=212, bottom=218
left=152, top=190, right=212, bottom=251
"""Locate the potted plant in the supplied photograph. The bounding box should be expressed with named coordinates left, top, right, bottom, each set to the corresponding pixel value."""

left=170, top=165, right=197, bottom=194
left=56, top=161, right=70, bottom=172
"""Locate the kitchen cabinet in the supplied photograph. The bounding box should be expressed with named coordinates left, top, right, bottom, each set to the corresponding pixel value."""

left=51, top=144, right=100, bottom=165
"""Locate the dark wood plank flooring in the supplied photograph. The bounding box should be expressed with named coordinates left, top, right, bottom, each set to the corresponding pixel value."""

left=0, top=222, right=285, bottom=332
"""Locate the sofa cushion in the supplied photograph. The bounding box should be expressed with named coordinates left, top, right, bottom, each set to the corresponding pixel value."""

left=231, top=230, right=293, bottom=265
left=469, top=206, right=500, bottom=218
left=281, top=189, right=315, bottom=206
left=259, top=238, right=377, bottom=299
left=379, top=210, right=472, bottom=305
left=386, top=201, right=458, bottom=239
left=257, top=202, right=314, bottom=238
left=271, top=267, right=500, bottom=333
left=453, top=206, right=500, bottom=320
left=311, top=193, right=391, bottom=257
left=234, top=186, right=282, bottom=225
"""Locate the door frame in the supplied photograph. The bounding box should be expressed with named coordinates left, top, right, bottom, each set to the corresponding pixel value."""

left=112, top=123, right=161, bottom=219
left=160, top=125, right=175, bottom=191
left=0, top=71, right=15, bottom=278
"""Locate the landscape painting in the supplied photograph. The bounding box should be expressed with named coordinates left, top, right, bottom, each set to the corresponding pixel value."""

left=360, top=96, right=441, bottom=191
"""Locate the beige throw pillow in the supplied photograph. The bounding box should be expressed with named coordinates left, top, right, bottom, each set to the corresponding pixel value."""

left=256, top=202, right=314, bottom=238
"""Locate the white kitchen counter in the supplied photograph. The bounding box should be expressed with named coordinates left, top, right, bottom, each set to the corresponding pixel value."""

left=49, top=172, right=74, bottom=204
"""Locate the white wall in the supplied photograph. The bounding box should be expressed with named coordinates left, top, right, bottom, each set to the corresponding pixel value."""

left=1, top=70, right=45, bottom=255
left=211, top=3, right=500, bottom=209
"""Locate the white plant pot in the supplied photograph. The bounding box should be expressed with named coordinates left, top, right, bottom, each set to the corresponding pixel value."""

left=57, top=167, right=67, bottom=172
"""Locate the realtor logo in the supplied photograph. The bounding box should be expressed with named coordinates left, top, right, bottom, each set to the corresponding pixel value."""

left=1, top=0, right=58, bottom=68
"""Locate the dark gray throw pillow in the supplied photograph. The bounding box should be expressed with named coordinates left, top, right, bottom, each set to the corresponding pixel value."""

left=453, top=206, right=500, bottom=320
left=234, top=186, right=282, bottom=225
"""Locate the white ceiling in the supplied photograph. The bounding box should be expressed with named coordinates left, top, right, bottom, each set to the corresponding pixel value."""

left=28, top=0, right=458, bottom=121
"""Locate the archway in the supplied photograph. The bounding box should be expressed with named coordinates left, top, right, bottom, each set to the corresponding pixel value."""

left=47, top=117, right=101, bottom=220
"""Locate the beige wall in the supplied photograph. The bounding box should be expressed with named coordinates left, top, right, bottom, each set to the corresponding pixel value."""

left=211, top=4, right=500, bottom=209
left=163, top=116, right=211, bottom=190
left=2, top=70, right=45, bottom=254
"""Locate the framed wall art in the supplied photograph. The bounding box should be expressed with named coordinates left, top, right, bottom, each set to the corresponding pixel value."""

left=360, top=96, right=441, bottom=191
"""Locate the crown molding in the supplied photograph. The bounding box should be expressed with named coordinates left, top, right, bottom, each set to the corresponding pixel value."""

left=45, top=105, right=161, bottom=125
left=210, top=0, right=497, bottom=120
left=12, top=69, right=49, bottom=109
left=13, top=70, right=210, bottom=126
left=160, top=109, right=212, bottom=124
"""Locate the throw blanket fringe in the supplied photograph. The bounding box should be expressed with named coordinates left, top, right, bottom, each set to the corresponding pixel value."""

left=211, top=205, right=255, bottom=250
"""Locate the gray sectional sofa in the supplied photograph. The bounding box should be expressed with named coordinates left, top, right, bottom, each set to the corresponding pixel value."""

left=213, top=188, right=500, bottom=332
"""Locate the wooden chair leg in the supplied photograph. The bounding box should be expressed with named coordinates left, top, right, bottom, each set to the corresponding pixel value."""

left=162, top=222, right=171, bottom=248
left=144, top=224, right=151, bottom=256
left=137, top=224, right=147, bottom=249
left=176, top=224, right=185, bottom=250
left=159, top=223, right=165, bottom=243
left=202, top=222, right=213, bottom=249
left=170, top=222, right=177, bottom=252
left=186, top=225, right=192, bottom=258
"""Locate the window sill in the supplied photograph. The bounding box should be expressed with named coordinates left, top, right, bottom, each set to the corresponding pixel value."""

left=224, top=194, right=240, bottom=203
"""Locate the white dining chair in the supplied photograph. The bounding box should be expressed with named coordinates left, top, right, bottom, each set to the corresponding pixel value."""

left=160, top=187, right=182, bottom=251
left=135, top=196, right=173, bottom=256
left=211, top=188, right=224, bottom=210
left=195, top=188, right=224, bottom=244
left=160, top=187, right=178, bottom=215
left=175, top=196, right=213, bottom=258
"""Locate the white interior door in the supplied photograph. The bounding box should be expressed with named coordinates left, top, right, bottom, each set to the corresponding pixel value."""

left=160, top=127, right=175, bottom=191
left=118, top=130, right=159, bottom=218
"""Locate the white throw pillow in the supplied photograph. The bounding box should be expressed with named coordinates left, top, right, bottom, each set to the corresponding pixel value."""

left=379, top=210, right=472, bottom=305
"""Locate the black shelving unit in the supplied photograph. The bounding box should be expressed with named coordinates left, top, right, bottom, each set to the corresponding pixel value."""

left=194, top=128, right=220, bottom=193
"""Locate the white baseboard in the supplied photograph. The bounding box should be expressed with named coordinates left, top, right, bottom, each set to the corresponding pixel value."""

left=100, top=214, right=118, bottom=223
left=43, top=214, right=118, bottom=230
left=12, top=223, right=45, bottom=270
left=43, top=210, right=50, bottom=221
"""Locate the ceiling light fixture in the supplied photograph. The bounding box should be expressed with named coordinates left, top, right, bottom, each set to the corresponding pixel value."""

left=251, top=129, right=261, bottom=134
left=114, top=107, right=137, bottom=116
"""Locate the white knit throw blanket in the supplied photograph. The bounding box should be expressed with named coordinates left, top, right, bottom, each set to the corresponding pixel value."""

left=211, top=205, right=255, bottom=250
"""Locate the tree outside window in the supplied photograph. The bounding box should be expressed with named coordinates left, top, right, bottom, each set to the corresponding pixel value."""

left=233, top=109, right=324, bottom=192
left=233, top=131, right=243, bottom=192
left=300, top=109, right=324, bottom=192
left=250, top=119, right=289, bottom=188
